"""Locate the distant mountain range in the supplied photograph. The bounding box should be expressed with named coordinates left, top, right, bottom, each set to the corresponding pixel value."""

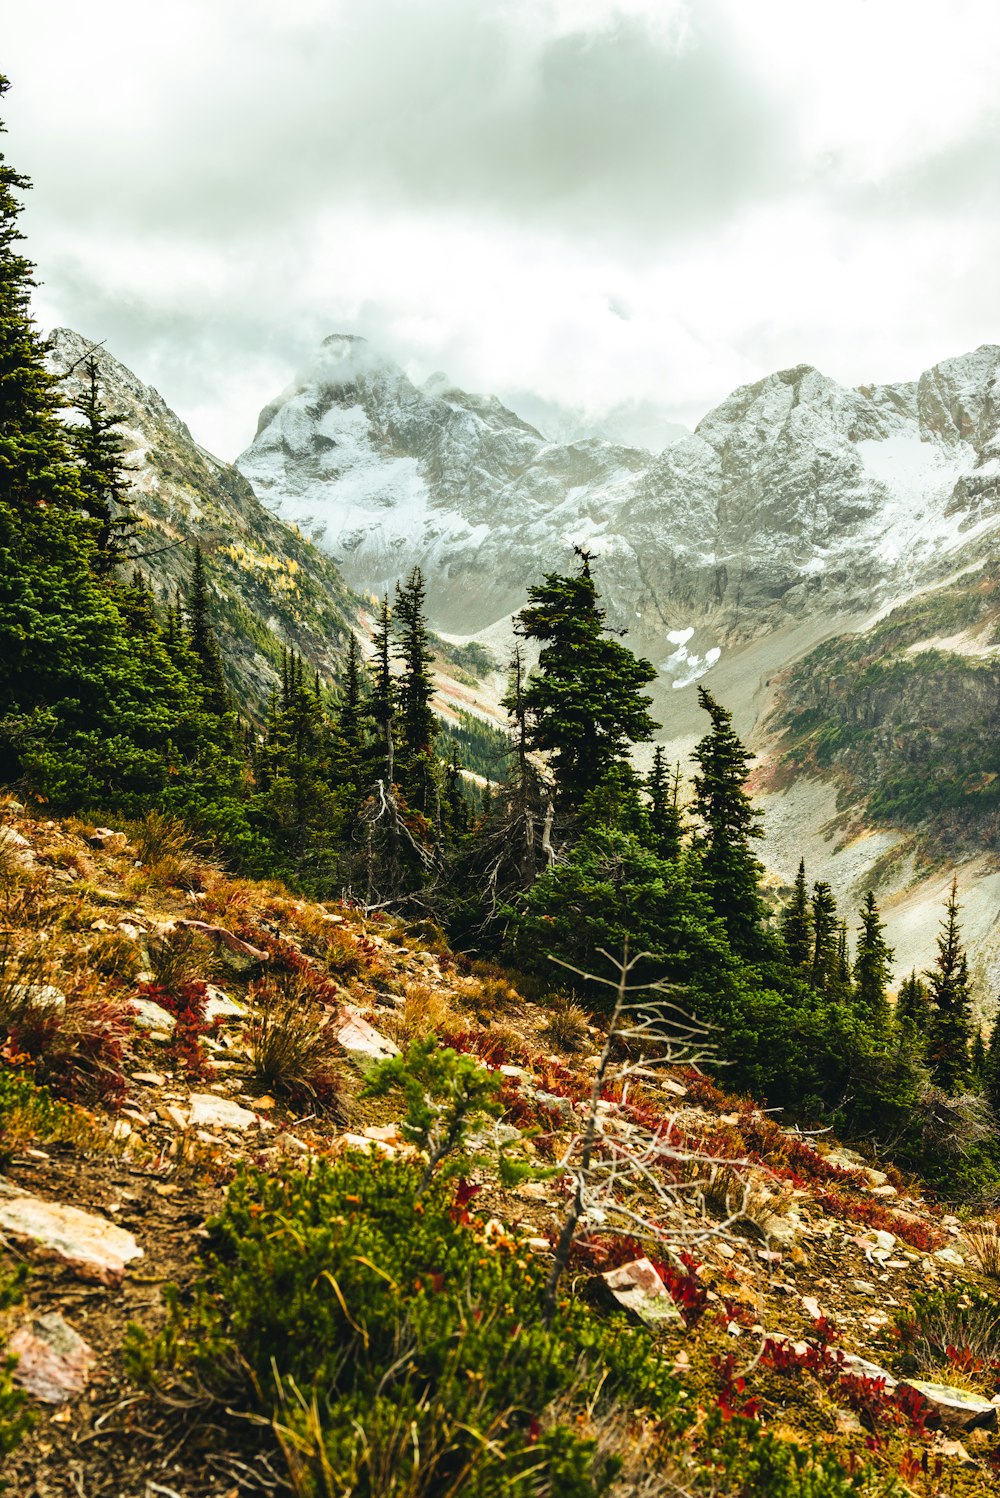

left=49, top=325, right=1000, bottom=992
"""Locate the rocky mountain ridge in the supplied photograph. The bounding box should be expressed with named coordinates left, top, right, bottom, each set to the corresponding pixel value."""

left=237, top=335, right=1000, bottom=667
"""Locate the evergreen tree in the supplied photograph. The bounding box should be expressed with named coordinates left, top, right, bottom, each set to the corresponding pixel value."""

left=186, top=544, right=228, bottom=718
left=780, top=859, right=812, bottom=970
left=646, top=746, right=683, bottom=861
left=690, top=688, right=768, bottom=959
left=65, top=352, right=140, bottom=572
left=925, top=878, right=974, bottom=1093
left=896, top=970, right=930, bottom=1036
left=394, top=567, right=438, bottom=819
left=0, top=77, right=202, bottom=807
left=516, top=549, right=658, bottom=809
left=853, top=890, right=893, bottom=1029
left=810, top=882, right=839, bottom=993
left=370, top=594, right=395, bottom=784
left=832, top=922, right=853, bottom=1000
left=253, top=650, right=339, bottom=874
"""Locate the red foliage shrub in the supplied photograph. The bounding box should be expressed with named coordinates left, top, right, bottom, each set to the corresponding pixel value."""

left=138, top=980, right=216, bottom=1078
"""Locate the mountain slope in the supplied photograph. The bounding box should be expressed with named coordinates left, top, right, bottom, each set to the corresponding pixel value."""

left=47, top=328, right=359, bottom=713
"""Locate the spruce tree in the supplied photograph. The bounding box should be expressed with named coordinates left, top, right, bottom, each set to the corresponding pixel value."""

left=853, top=890, right=893, bottom=1029
left=65, top=352, right=140, bottom=572
left=896, top=970, right=930, bottom=1036
left=516, top=549, right=658, bottom=808
left=186, top=544, right=228, bottom=718
left=925, top=878, right=973, bottom=1093
left=832, top=922, right=853, bottom=1000
left=690, top=687, right=767, bottom=959
left=370, top=593, right=396, bottom=785
left=810, top=882, right=839, bottom=993
left=646, top=746, right=683, bottom=861
left=984, top=1011, right=1000, bottom=1113
left=780, top=859, right=812, bottom=970
left=394, top=567, right=437, bottom=817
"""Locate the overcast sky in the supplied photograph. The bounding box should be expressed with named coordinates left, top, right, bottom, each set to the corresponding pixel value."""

left=5, top=0, right=1000, bottom=458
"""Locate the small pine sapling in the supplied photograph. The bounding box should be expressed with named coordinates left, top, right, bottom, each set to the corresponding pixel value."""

left=363, top=1035, right=503, bottom=1193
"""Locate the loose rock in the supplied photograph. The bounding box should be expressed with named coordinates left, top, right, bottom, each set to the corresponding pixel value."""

left=0, top=1196, right=142, bottom=1285
left=8, top=1312, right=96, bottom=1403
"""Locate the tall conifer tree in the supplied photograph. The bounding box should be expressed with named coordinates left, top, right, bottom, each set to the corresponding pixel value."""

left=516, top=549, right=658, bottom=809
left=781, top=858, right=812, bottom=970
left=187, top=544, right=228, bottom=718
left=926, top=878, right=973, bottom=1093
left=65, top=352, right=140, bottom=572
left=646, top=746, right=683, bottom=861
left=810, top=883, right=839, bottom=993
left=690, top=688, right=767, bottom=958
left=853, top=890, right=893, bottom=1029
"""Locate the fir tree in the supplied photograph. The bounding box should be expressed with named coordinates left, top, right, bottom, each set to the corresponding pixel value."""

left=690, top=687, right=767, bottom=959
left=984, top=1011, right=1000, bottom=1113
left=186, top=544, right=228, bottom=717
left=810, top=882, right=839, bottom=993
left=780, top=858, right=812, bottom=970
left=516, top=549, right=658, bottom=808
left=925, top=878, right=973, bottom=1093
left=646, top=746, right=683, bottom=862
left=896, top=970, right=930, bottom=1036
left=394, top=567, right=438, bottom=818
left=832, top=922, right=853, bottom=1000
left=370, top=594, right=395, bottom=784
left=853, top=890, right=893, bottom=1029
left=65, top=352, right=140, bottom=572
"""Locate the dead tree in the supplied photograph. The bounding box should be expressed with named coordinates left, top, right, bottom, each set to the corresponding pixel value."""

left=542, top=940, right=756, bottom=1322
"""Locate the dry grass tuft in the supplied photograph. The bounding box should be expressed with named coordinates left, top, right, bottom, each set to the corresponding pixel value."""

left=247, top=970, right=349, bottom=1114
left=964, top=1218, right=1000, bottom=1279
left=88, top=929, right=142, bottom=983
left=44, top=842, right=94, bottom=880
left=146, top=926, right=212, bottom=994
left=541, top=997, right=591, bottom=1054
left=384, top=982, right=453, bottom=1046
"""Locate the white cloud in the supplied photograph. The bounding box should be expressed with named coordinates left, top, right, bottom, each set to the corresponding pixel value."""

left=5, top=0, right=1000, bottom=457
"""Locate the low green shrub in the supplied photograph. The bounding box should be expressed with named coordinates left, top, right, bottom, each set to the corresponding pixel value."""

left=127, top=1154, right=679, bottom=1497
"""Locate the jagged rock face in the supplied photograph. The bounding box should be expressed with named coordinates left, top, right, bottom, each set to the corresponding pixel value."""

left=47, top=329, right=357, bottom=712
left=238, top=338, right=1000, bottom=658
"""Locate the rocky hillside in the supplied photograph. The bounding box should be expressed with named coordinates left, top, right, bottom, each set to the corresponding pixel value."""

left=3, top=803, right=1000, bottom=1495
left=47, top=328, right=359, bottom=713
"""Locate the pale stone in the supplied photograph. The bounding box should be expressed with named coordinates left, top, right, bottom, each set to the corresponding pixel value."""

left=661, top=1078, right=688, bottom=1098
left=188, top=1093, right=259, bottom=1131
left=594, top=1257, right=683, bottom=1328
left=900, top=1380, right=997, bottom=1432
left=131, top=998, right=176, bottom=1035
left=0, top=1196, right=142, bottom=1285
left=934, top=1246, right=965, bottom=1268
left=335, top=1007, right=399, bottom=1061
left=131, top=1072, right=166, bottom=1087
left=839, top=1351, right=897, bottom=1390
left=331, top=1132, right=398, bottom=1158
left=204, top=985, right=247, bottom=1024
left=8, top=1312, right=96, bottom=1403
